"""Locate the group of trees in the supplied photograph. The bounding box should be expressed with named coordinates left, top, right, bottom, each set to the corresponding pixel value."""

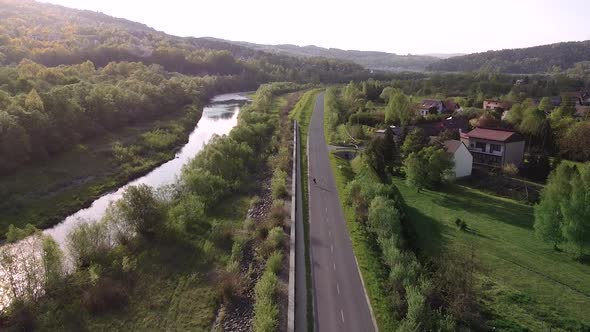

left=0, top=60, right=253, bottom=173
left=534, top=163, right=590, bottom=257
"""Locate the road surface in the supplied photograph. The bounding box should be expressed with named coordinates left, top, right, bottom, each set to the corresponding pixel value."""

left=308, top=92, right=376, bottom=332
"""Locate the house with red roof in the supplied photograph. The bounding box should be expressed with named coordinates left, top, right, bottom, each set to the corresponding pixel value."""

left=460, top=128, right=525, bottom=168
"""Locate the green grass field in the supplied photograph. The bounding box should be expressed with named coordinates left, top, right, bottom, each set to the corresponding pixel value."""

left=392, top=178, right=590, bottom=331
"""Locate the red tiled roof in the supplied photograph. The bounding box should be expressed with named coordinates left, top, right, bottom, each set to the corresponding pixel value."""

left=463, top=128, right=522, bottom=142
left=443, top=140, right=463, bottom=153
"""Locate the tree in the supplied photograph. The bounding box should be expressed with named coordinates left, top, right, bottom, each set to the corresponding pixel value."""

left=365, top=128, right=399, bottom=177
left=117, top=184, right=164, bottom=238
left=534, top=163, right=574, bottom=249
left=24, top=88, right=44, bottom=112
left=167, top=194, right=208, bottom=235
left=385, top=90, right=413, bottom=126
left=403, top=146, right=453, bottom=192
left=401, top=128, right=428, bottom=159
left=538, top=97, right=553, bottom=112
left=560, top=167, right=590, bottom=257
left=368, top=196, right=401, bottom=241
left=41, top=235, right=64, bottom=289
left=559, top=122, right=590, bottom=161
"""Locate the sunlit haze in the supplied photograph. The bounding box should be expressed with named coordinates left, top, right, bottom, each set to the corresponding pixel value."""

left=41, top=0, right=589, bottom=55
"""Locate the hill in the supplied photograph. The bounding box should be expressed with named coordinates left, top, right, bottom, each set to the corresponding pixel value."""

left=427, top=40, right=590, bottom=73
left=211, top=38, right=441, bottom=72
left=0, top=0, right=367, bottom=81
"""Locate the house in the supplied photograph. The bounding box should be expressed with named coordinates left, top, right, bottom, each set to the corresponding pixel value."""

left=419, top=99, right=444, bottom=116
left=483, top=100, right=512, bottom=112
left=460, top=128, right=525, bottom=168
left=418, top=99, right=462, bottom=117
left=375, top=116, right=468, bottom=142
left=443, top=140, right=472, bottom=178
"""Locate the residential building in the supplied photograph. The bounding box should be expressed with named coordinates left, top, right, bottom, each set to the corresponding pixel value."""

left=419, top=99, right=444, bottom=116
left=443, top=140, right=472, bottom=178
left=460, top=128, right=525, bottom=168
left=483, top=100, right=512, bottom=112
left=375, top=116, right=468, bottom=142
left=418, top=99, right=462, bottom=117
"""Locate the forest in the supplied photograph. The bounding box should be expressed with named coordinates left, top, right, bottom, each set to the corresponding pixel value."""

left=428, top=40, right=590, bottom=74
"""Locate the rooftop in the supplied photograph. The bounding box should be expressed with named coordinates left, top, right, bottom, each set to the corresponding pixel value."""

left=443, top=139, right=463, bottom=153
left=461, top=127, right=523, bottom=143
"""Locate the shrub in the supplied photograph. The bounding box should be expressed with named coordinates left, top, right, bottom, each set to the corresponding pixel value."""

left=81, top=277, right=128, bottom=313
left=266, top=251, right=283, bottom=275
left=266, top=200, right=288, bottom=228
left=271, top=169, right=288, bottom=199
left=258, top=227, right=285, bottom=259
left=252, top=271, right=279, bottom=332
left=218, top=264, right=243, bottom=305
left=67, top=222, right=113, bottom=268
left=116, top=184, right=165, bottom=238
left=231, top=235, right=247, bottom=264
left=266, top=227, right=285, bottom=250
left=269, top=146, right=291, bottom=173
left=455, top=218, right=467, bottom=231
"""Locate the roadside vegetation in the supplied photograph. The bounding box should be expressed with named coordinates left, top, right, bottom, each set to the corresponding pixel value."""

left=0, top=83, right=303, bottom=331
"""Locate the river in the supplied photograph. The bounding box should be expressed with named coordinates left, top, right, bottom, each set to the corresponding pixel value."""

left=0, top=92, right=248, bottom=310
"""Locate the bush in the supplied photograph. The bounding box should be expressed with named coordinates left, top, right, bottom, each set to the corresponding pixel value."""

left=252, top=270, right=279, bottom=332
left=269, top=146, right=291, bottom=173
left=67, top=222, right=113, bottom=268
left=271, top=169, right=288, bottom=199
left=266, top=251, right=283, bottom=275
left=266, top=199, right=288, bottom=228
left=231, top=235, right=247, bottom=264
left=218, top=265, right=244, bottom=305
left=266, top=227, right=285, bottom=250
left=81, top=277, right=128, bottom=313
left=258, top=227, right=286, bottom=259
left=455, top=218, right=467, bottom=231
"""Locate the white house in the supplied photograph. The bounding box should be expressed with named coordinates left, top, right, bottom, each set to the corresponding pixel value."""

left=443, top=140, right=472, bottom=178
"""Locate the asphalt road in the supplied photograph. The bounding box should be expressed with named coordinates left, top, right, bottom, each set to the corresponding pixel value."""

left=308, top=92, right=376, bottom=332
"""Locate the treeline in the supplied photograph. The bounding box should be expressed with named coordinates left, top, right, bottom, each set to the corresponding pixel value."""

left=0, top=0, right=367, bottom=81
left=0, top=60, right=254, bottom=174
left=427, top=40, right=590, bottom=74
left=0, top=83, right=298, bottom=330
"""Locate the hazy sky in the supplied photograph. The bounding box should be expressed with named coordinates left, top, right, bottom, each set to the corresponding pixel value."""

left=42, top=0, right=590, bottom=55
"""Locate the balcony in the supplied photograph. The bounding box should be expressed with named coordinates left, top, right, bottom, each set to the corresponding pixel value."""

left=471, top=151, right=502, bottom=167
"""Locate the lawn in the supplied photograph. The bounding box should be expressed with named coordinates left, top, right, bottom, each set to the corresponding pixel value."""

left=392, top=178, right=590, bottom=331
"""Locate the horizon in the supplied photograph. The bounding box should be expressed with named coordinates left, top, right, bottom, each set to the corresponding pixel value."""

left=40, top=0, right=590, bottom=55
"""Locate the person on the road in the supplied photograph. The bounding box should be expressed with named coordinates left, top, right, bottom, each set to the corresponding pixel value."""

left=312, top=177, right=317, bottom=184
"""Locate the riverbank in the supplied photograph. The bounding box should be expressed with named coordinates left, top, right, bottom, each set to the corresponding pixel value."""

left=0, top=105, right=203, bottom=236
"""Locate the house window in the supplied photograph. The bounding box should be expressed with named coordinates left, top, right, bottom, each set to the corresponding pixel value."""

left=490, top=144, right=501, bottom=153
left=475, top=142, right=486, bottom=151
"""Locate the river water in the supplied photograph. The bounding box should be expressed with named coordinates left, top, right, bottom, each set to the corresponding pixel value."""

left=0, top=92, right=248, bottom=309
